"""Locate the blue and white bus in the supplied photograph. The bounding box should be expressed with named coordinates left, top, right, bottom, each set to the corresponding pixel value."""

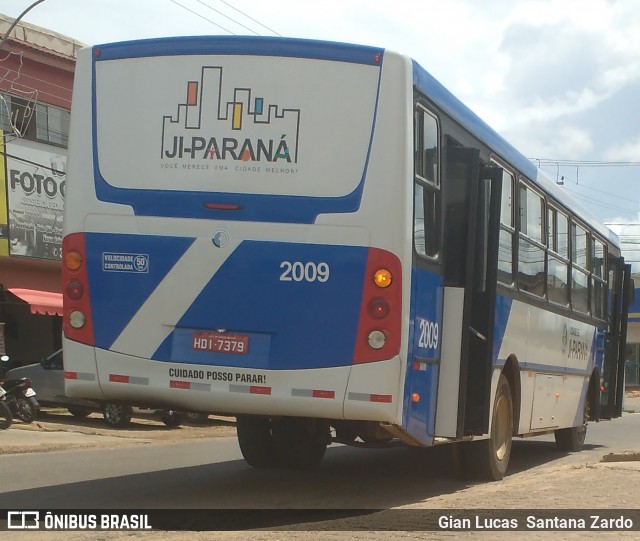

left=62, top=36, right=631, bottom=480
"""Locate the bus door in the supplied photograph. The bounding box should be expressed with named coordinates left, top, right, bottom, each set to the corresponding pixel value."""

left=405, top=178, right=445, bottom=445
left=600, top=257, right=632, bottom=419
left=434, top=143, right=502, bottom=439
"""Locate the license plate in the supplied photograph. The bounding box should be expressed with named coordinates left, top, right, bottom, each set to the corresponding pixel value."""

left=192, top=331, right=249, bottom=355
left=25, top=388, right=36, bottom=397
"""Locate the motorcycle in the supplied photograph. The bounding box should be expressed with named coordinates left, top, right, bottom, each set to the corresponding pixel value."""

left=0, top=385, right=12, bottom=429
left=0, top=355, right=39, bottom=423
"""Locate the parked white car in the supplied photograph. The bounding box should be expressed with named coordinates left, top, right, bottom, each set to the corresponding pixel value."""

left=4, top=350, right=207, bottom=427
left=5, top=349, right=134, bottom=427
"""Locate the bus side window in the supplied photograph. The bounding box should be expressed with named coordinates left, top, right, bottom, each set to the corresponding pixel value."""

left=591, top=237, right=607, bottom=320
left=414, top=104, right=439, bottom=187
left=518, top=184, right=545, bottom=297
left=571, top=222, right=590, bottom=314
left=414, top=183, right=440, bottom=259
left=497, top=169, right=515, bottom=285
left=547, top=207, right=569, bottom=306
left=413, top=103, right=440, bottom=260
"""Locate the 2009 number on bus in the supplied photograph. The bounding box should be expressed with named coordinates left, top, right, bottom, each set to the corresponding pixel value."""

left=418, top=319, right=439, bottom=350
left=280, top=261, right=330, bottom=283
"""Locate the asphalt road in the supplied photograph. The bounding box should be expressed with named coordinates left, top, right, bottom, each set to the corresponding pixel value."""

left=1, top=412, right=639, bottom=511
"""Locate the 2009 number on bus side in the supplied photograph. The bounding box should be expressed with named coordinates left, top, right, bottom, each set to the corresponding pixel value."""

left=418, top=319, right=439, bottom=350
left=279, top=261, right=330, bottom=283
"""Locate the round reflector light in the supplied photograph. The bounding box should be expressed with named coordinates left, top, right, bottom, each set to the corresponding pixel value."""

left=69, top=310, right=86, bottom=329
left=367, top=330, right=386, bottom=350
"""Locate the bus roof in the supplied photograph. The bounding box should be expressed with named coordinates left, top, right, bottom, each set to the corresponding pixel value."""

left=411, top=59, right=619, bottom=246
left=93, top=34, right=384, bottom=65
left=88, top=34, right=616, bottom=245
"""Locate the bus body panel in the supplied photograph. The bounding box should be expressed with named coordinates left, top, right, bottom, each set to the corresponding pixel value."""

left=63, top=36, right=626, bottom=467
left=403, top=267, right=444, bottom=444
left=64, top=41, right=414, bottom=427
left=84, top=231, right=370, bottom=370
left=494, top=295, right=599, bottom=434
left=91, top=42, right=383, bottom=224
left=64, top=343, right=402, bottom=422
left=433, top=287, right=464, bottom=438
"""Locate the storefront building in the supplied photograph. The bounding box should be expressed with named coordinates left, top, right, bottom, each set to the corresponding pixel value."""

left=0, top=14, right=82, bottom=366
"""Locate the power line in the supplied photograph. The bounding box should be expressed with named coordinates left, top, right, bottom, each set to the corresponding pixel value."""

left=538, top=165, right=640, bottom=206
left=536, top=162, right=640, bottom=217
left=194, top=0, right=260, bottom=35
left=566, top=189, right=637, bottom=215
left=169, top=0, right=282, bottom=37
left=0, top=149, right=66, bottom=174
left=169, top=0, right=236, bottom=34
left=216, top=0, right=282, bottom=36
left=1, top=80, right=71, bottom=107
left=540, top=163, right=640, bottom=205
left=532, top=158, right=640, bottom=167
left=0, top=67, right=73, bottom=104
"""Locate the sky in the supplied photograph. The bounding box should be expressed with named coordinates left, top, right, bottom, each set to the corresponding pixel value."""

left=3, top=0, right=640, bottom=258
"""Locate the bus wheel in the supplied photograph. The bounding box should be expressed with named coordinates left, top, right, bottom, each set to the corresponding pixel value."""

left=236, top=415, right=277, bottom=468
left=272, top=417, right=329, bottom=470
left=465, top=374, right=513, bottom=481
left=554, top=401, right=588, bottom=452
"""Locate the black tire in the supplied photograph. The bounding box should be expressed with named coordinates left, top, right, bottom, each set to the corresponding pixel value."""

left=68, top=406, right=93, bottom=418
left=102, top=404, right=133, bottom=428
left=14, top=397, right=38, bottom=423
left=271, top=417, right=329, bottom=470
left=463, top=374, right=513, bottom=481
left=160, top=410, right=184, bottom=427
left=0, top=400, right=12, bottom=429
left=555, top=400, right=589, bottom=452
left=236, top=415, right=278, bottom=468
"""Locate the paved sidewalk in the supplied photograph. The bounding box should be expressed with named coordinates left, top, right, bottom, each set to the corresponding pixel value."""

left=623, top=391, right=640, bottom=412
left=0, top=410, right=237, bottom=454
left=0, top=421, right=148, bottom=454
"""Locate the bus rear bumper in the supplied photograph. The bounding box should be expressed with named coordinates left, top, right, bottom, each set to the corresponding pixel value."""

left=63, top=341, right=402, bottom=423
left=63, top=339, right=105, bottom=401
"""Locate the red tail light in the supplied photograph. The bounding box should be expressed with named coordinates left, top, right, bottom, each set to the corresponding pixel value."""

left=66, top=281, right=84, bottom=300
left=368, top=298, right=390, bottom=319
left=353, top=248, right=401, bottom=363
left=62, top=233, right=95, bottom=345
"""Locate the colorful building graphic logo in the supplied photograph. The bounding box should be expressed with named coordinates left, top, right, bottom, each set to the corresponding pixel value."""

left=161, top=66, right=301, bottom=164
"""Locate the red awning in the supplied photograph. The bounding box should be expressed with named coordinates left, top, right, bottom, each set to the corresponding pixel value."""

left=7, top=288, right=63, bottom=316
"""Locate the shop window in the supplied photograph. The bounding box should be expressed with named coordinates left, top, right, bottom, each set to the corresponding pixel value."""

left=0, top=92, right=69, bottom=148
left=36, top=103, right=70, bottom=146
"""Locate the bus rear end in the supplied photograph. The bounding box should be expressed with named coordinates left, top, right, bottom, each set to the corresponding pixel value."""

left=63, top=37, right=413, bottom=462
